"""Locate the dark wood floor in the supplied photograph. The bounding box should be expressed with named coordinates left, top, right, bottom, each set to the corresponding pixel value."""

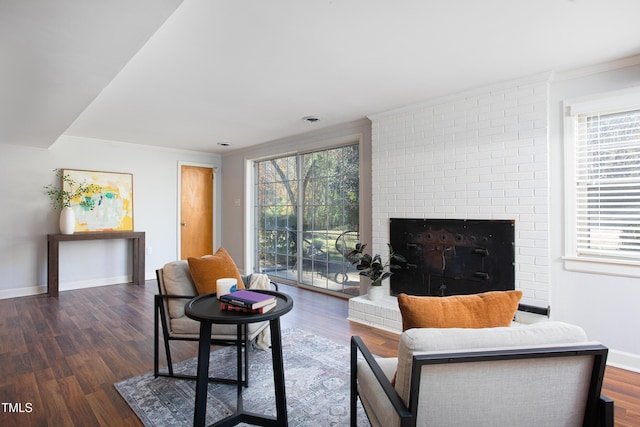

left=0, top=281, right=638, bottom=426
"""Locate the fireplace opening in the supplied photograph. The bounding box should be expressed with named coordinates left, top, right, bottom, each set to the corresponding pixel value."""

left=390, top=218, right=515, bottom=297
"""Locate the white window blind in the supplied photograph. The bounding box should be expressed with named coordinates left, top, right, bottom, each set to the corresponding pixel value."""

left=574, top=107, right=640, bottom=260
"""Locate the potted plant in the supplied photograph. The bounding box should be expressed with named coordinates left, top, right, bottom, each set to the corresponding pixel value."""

left=43, top=169, right=100, bottom=234
left=347, top=243, right=406, bottom=300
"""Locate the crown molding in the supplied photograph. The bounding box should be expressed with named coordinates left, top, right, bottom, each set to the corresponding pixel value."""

left=368, top=72, right=552, bottom=121
left=552, top=54, right=640, bottom=83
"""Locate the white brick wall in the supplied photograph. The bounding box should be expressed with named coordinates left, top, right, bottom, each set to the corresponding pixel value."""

left=369, top=78, right=550, bottom=309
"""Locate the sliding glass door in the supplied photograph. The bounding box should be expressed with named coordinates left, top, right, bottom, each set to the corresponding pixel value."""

left=255, top=144, right=360, bottom=295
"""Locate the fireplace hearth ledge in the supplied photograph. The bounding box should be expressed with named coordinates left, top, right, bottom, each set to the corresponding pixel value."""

left=348, top=293, right=548, bottom=334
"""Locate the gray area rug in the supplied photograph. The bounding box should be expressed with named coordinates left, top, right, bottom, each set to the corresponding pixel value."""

left=115, top=328, right=371, bottom=426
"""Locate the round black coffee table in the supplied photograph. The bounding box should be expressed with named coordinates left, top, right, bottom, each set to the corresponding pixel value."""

left=185, top=290, right=293, bottom=427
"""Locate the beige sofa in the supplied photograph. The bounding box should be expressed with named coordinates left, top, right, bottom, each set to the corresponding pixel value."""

left=351, top=321, right=613, bottom=427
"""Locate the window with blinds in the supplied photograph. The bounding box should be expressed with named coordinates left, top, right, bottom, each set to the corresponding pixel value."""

left=574, top=107, right=640, bottom=260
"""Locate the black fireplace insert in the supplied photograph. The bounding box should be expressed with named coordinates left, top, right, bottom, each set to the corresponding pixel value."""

left=390, top=218, right=515, bottom=297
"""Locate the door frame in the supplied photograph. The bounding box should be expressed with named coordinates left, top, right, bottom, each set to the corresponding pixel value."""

left=177, top=161, right=221, bottom=260
left=243, top=132, right=368, bottom=277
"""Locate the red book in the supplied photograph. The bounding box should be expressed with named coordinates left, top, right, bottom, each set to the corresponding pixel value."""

left=220, top=301, right=276, bottom=314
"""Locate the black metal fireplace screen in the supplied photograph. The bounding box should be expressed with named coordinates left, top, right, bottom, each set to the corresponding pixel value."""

left=390, top=218, right=515, bottom=297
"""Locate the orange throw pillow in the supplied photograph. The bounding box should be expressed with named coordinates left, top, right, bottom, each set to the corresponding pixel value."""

left=397, top=290, right=522, bottom=331
left=187, top=248, right=245, bottom=295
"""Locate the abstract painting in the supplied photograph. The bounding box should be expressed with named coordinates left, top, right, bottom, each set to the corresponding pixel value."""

left=62, top=169, right=134, bottom=232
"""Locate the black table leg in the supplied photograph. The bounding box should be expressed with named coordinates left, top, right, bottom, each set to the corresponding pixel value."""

left=235, top=324, right=243, bottom=412
left=270, top=318, right=288, bottom=426
left=194, top=321, right=212, bottom=427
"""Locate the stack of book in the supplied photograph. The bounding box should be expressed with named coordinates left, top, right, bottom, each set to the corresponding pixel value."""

left=219, top=289, right=277, bottom=314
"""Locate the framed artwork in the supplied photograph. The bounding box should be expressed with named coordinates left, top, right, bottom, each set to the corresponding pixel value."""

left=62, top=169, right=134, bottom=232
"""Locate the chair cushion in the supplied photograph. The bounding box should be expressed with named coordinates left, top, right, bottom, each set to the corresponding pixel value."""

left=414, top=349, right=595, bottom=426
left=162, top=260, right=197, bottom=319
left=170, top=316, right=266, bottom=340
left=187, top=248, right=245, bottom=295
left=357, top=357, right=399, bottom=427
left=393, top=321, right=588, bottom=405
left=397, top=290, right=522, bottom=331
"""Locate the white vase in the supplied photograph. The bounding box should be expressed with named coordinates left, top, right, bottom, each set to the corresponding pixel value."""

left=59, top=207, right=76, bottom=234
left=368, top=285, right=384, bottom=301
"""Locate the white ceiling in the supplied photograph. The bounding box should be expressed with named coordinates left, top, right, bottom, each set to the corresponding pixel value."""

left=3, top=0, right=640, bottom=154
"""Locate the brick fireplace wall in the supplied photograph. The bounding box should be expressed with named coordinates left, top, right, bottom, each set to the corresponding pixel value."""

left=366, top=76, right=550, bottom=311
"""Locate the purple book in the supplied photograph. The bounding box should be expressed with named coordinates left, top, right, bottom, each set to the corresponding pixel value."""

left=219, top=289, right=276, bottom=309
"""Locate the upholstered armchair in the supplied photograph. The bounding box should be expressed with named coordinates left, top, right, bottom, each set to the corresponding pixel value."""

left=154, top=257, right=276, bottom=385
left=351, top=321, right=614, bottom=427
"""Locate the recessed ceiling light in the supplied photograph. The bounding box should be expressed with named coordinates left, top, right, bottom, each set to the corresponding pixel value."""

left=217, top=142, right=231, bottom=147
left=302, top=116, right=320, bottom=123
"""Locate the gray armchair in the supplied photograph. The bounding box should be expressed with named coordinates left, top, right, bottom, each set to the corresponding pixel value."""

left=351, top=321, right=614, bottom=427
left=154, top=259, right=276, bottom=385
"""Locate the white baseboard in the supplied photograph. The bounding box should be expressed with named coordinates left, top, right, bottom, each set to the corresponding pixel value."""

left=57, top=275, right=131, bottom=292
left=0, top=285, right=48, bottom=299
left=607, top=349, right=640, bottom=374
left=0, top=273, right=155, bottom=300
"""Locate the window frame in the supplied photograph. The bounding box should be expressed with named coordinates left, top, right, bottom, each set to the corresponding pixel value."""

left=563, top=87, right=640, bottom=277
left=244, top=136, right=364, bottom=287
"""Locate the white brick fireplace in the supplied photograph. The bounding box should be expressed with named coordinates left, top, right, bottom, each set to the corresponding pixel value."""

left=348, top=75, right=551, bottom=332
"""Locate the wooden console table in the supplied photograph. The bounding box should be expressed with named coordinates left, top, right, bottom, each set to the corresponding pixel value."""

left=47, top=231, right=145, bottom=297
